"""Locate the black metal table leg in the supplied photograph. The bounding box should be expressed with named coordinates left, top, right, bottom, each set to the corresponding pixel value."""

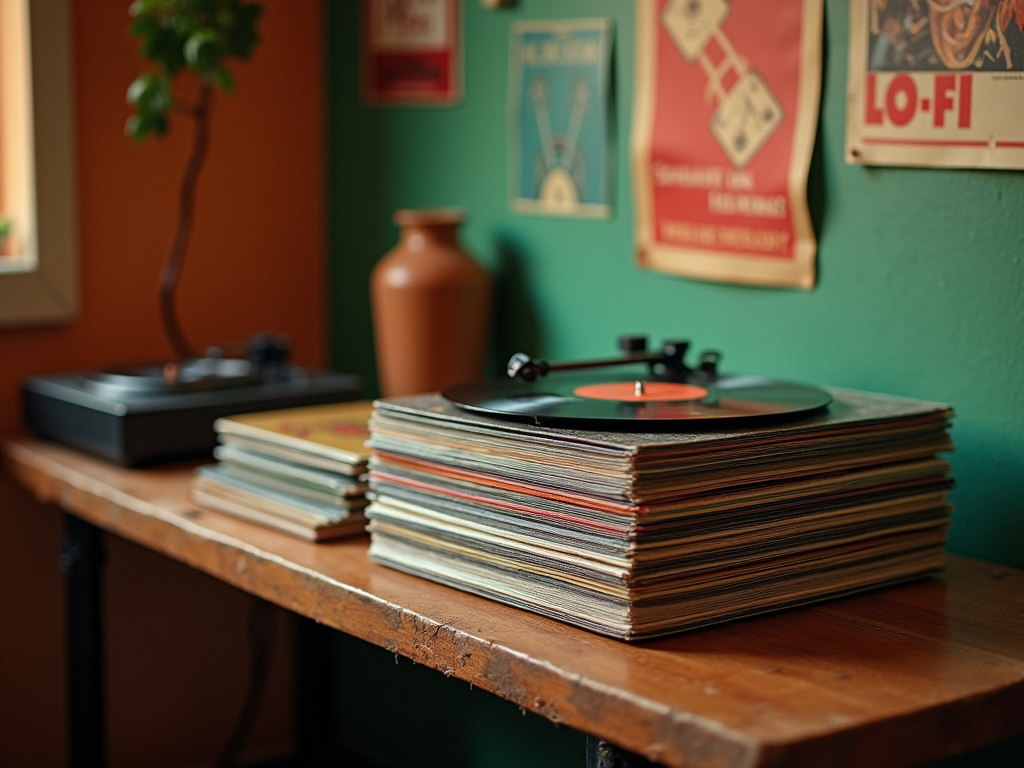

left=59, top=513, right=107, bottom=768
left=294, top=614, right=334, bottom=767
left=586, top=736, right=661, bottom=768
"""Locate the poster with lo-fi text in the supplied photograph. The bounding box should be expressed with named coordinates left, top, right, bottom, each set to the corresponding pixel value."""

left=846, top=0, right=1024, bottom=170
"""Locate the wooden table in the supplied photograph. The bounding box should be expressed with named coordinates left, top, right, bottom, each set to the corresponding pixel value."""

left=6, top=436, right=1024, bottom=768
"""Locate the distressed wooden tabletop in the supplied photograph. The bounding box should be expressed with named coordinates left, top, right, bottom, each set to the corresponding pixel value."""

left=5, top=437, right=1024, bottom=768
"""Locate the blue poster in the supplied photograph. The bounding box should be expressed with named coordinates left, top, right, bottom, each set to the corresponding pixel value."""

left=509, top=19, right=614, bottom=218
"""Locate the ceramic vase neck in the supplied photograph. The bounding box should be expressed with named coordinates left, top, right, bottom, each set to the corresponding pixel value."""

left=399, top=222, right=461, bottom=251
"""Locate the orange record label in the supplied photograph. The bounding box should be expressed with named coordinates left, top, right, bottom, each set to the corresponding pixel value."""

left=573, top=381, right=709, bottom=402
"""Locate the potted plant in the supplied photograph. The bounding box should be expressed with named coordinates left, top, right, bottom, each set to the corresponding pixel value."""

left=125, top=0, right=263, bottom=360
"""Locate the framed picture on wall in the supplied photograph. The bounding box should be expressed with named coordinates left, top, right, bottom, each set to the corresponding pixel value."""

left=361, top=0, right=462, bottom=106
left=508, top=18, right=615, bottom=219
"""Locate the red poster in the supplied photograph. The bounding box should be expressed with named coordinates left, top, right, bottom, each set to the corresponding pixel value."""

left=632, top=0, right=823, bottom=289
left=362, top=0, right=461, bottom=106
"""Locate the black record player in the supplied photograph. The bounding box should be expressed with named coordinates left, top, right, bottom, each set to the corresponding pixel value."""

left=24, top=334, right=362, bottom=466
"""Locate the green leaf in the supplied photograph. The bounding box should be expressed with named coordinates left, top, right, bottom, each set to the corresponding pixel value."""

left=125, top=113, right=147, bottom=140
left=184, top=27, right=224, bottom=73
left=212, top=67, right=235, bottom=92
left=126, top=109, right=170, bottom=140
left=126, top=72, right=171, bottom=113
left=126, top=0, right=263, bottom=140
left=128, top=15, right=160, bottom=39
left=126, top=74, right=151, bottom=104
left=215, top=6, right=236, bottom=28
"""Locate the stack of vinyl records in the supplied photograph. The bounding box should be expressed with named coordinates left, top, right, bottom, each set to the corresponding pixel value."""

left=365, top=387, right=955, bottom=640
left=191, top=401, right=374, bottom=541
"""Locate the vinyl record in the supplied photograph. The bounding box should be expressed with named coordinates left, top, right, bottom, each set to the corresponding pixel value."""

left=443, top=372, right=832, bottom=428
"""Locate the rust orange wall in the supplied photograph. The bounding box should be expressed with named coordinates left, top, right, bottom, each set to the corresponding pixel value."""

left=0, top=1, right=327, bottom=765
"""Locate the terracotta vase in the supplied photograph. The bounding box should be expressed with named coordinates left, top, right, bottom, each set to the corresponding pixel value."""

left=371, top=209, right=492, bottom=397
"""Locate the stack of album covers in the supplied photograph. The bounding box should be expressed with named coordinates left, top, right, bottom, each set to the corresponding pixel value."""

left=365, top=389, right=955, bottom=640
left=190, top=401, right=374, bottom=541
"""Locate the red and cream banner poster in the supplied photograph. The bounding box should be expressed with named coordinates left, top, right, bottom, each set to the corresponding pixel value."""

left=632, top=0, right=823, bottom=289
left=361, top=0, right=461, bottom=106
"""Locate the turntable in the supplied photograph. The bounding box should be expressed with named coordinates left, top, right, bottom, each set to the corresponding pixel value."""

left=24, top=334, right=361, bottom=466
left=443, top=334, right=832, bottom=428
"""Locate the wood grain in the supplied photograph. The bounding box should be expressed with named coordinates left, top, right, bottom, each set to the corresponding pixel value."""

left=5, top=437, right=1024, bottom=768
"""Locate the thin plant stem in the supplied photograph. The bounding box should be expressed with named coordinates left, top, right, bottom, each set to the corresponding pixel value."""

left=158, top=80, right=214, bottom=360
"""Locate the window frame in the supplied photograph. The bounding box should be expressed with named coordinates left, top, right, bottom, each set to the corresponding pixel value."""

left=0, top=0, right=78, bottom=327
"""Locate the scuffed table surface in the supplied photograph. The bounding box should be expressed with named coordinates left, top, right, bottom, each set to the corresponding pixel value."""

left=5, top=437, right=1024, bottom=768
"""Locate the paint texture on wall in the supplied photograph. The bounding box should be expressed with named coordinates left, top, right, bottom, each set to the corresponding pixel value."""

left=329, top=0, right=1023, bottom=575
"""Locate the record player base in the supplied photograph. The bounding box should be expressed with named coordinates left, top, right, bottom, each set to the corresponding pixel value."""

left=4, top=437, right=1024, bottom=768
left=23, top=369, right=362, bottom=466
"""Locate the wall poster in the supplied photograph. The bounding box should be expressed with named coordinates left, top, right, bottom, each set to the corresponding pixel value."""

left=509, top=19, right=614, bottom=218
left=846, top=0, right=1024, bottom=170
left=632, top=0, right=823, bottom=289
left=361, top=0, right=461, bottom=106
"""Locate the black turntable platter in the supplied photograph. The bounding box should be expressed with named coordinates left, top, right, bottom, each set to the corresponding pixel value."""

left=443, top=372, right=832, bottom=428
left=83, top=357, right=257, bottom=398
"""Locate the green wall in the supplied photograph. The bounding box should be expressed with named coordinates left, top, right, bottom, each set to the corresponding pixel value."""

left=327, top=1, right=1023, bottom=766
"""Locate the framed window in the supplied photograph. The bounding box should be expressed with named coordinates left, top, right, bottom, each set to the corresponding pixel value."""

left=0, top=0, right=77, bottom=326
